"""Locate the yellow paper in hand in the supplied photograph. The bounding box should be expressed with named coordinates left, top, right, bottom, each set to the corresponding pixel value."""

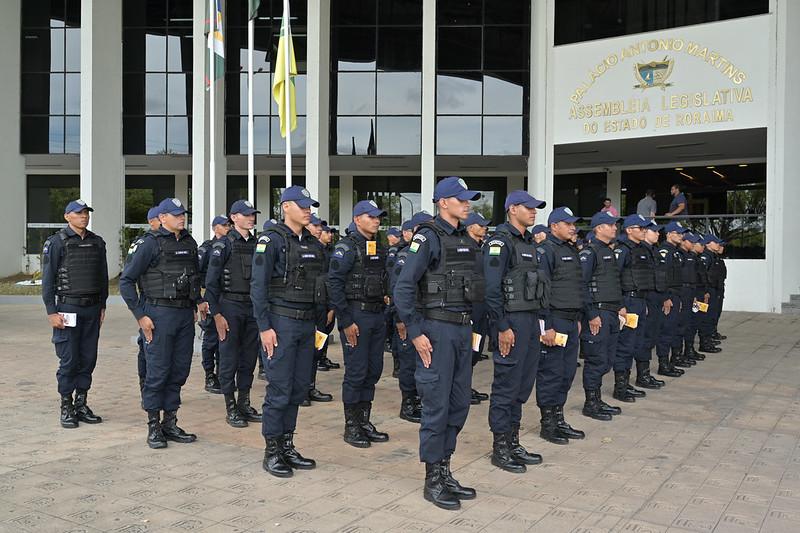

left=625, top=313, right=639, bottom=329
left=314, top=329, right=328, bottom=350
left=697, top=301, right=709, bottom=313
left=471, top=332, right=482, bottom=352
left=554, top=333, right=568, bottom=347
left=366, top=241, right=377, bottom=256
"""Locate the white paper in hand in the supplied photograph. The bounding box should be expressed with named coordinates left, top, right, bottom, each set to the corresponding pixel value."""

left=60, top=312, right=77, bottom=327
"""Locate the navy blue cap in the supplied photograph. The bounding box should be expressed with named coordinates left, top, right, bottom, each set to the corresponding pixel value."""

left=410, top=211, right=433, bottom=227
left=147, top=206, right=161, bottom=220
left=262, top=218, right=277, bottom=230
left=230, top=199, right=260, bottom=216
left=644, top=219, right=662, bottom=231
left=280, top=186, right=319, bottom=208
left=309, top=214, right=326, bottom=226
left=353, top=200, right=387, bottom=218
left=157, top=197, right=189, bottom=215
left=531, top=224, right=548, bottom=235
left=387, top=227, right=401, bottom=237
left=64, top=199, right=93, bottom=214
left=717, top=237, right=726, bottom=245
left=622, top=213, right=648, bottom=229
left=589, top=211, right=621, bottom=228
left=211, top=214, right=229, bottom=227
left=465, top=213, right=490, bottom=227
left=401, top=220, right=414, bottom=232
left=434, top=176, right=481, bottom=202
left=504, top=190, right=546, bottom=210
left=321, top=224, right=334, bottom=233
left=548, top=207, right=580, bottom=225
left=701, top=234, right=716, bottom=245
left=664, top=221, right=687, bottom=234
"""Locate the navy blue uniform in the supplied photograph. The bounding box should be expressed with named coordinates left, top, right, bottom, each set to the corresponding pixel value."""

left=197, top=238, right=220, bottom=373
left=655, top=242, right=682, bottom=358
left=119, top=228, right=200, bottom=412
left=484, top=224, right=541, bottom=434
left=387, top=242, right=417, bottom=395
left=394, top=217, right=477, bottom=464
left=636, top=243, right=666, bottom=363
left=205, top=231, right=259, bottom=395
left=42, top=228, right=109, bottom=396
left=311, top=242, right=335, bottom=389
left=696, top=250, right=716, bottom=340
left=250, top=224, right=319, bottom=439
left=328, top=230, right=387, bottom=405
left=470, top=241, right=490, bottom=366
left=678, top=249, right=698, bottom=349
left=613, top=240, right=648, bottom=372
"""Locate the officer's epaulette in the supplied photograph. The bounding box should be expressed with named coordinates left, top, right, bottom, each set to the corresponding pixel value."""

left=212, top=240, right=226, bottom=250
left=334, top=241, right=350, bottom=252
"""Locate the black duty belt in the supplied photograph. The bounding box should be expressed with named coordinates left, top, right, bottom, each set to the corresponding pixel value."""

left=222, top=293, right=252, bottom=303
left=424, top=309, right=472, bottom=325
left=595, top=303, right=621, bottom=313
left=57, top=295, right=101, bottom=306
left=624, top=291, right=644, bottom=298
left=551, top=309, right=580, bottom=321
left=350, top=301, right=384, bottom=313
left=146, top=297, right=193, bottom=308
left=269, top=304, right=314, bottom=321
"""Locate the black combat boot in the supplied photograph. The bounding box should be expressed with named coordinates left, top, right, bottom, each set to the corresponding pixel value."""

left=440, top=457, right=476, bottom=499
left=613, top=371, right=636, bottom=402
left=624, top=370, right=647, bottom=398
left=74, top=389, right=102, bottom=424
left=683, top=340, right=699, bottom=364
left=392, top=357, right=400, bottom=378
left=263, top=436, right=293, bottom=477
left=161, top=410, right=196, bottom=443
left=225, top=393, right=248, bottom=428
left=582, top=389, right=612, bottom=421
left=399, top=391, right=422, bottom=423
left=308, top=386, right=333, bottom=402
left=539, top=406, right=569, bottom=445
left=146, top=410, right=167, bottom=449
left=491, top=432, right=527, bottom=473
left=139, top=376, right=145, bottom=391
left=282, top=432, right=316, bottom=470
left=204, top=369, right=221, bottom=393
left=60, top=394, right=78, bottom=428
left=698, top=337, right=721, bottom=353
left=657, top=356, right=682, bottom=377
left=596, top=388, right=622, bottom=415
left=635, top=361, right=664, bottom=389
left=423, top=462, right=460, bottom=510
left=237, top=389, right=262, bottom=422
left=343, top=404, right=370, bottom=448
left=510, top=424, right=542, bottom=465
left=555, top=405, right=585, bottom=439
left=712, top=331, right=726, bottom=340
left=324, top=356, right=340, bottom=369
left=360, top=402, right=389, bottom=442
left=474, top=389, right=489, bottom=402
left=671, top=346, right=691, bottom=369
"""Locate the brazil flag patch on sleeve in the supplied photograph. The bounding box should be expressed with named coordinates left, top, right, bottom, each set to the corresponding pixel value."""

left=409, top=241, right=420, bottom=253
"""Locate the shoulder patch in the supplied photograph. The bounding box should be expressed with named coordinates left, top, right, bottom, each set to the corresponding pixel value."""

left=412, top=233, right=427, bottom=243
left=614, top=248, right=622, bottom=257
left=258, top=234, right=271, bottom=244
left=486, top=239, right=505, bottom=248
left=659, top=249, right=668, bottom=257
left=409, top=241, right=421, bottom=253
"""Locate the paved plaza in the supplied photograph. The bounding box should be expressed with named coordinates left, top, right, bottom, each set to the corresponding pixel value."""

left=1, top=301, right=799, bottom=532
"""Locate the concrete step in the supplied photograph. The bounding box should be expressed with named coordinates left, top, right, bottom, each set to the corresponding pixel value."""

left=781, top=302, right=800, bottom=315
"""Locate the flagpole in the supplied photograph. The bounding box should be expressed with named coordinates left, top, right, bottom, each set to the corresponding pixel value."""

left=208, top=0, right=217, bottom=221
left=247, top=15, right=255, bottom=204
left=283, top=0, right=292, bottom=187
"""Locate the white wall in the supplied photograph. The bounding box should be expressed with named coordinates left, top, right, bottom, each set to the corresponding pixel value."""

left=720, top=260, right=772, bottom=312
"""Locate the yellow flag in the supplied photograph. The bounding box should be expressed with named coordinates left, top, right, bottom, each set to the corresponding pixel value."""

left=272, top=12, right=297, bottom=138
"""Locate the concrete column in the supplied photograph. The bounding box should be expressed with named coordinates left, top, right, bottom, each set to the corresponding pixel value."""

left=605, top=169, right=621, bottom=213
left=174, top=173, right=189, bottom=206
left=528, top=0, right=554, bottom=219
left=0, top=0, right=26, bottom=275
left=191, top=0, right=209, bottom=242
left=81, top=0, right=124, bottom=275
left=256, top=173, right=270, bottom=225
left=306, top=0, right=331, bottom=219
left=420, top=0, right=436, bottom=213
left=338, top=175, right=353, bottom=231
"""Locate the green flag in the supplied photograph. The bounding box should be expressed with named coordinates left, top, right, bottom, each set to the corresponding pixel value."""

left=205, top=0, right=225, bottom=88
left=248, top=0, right=260, bottom=20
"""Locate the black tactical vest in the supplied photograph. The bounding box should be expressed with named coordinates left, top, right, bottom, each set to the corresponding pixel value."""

left=222, top=232, right=256, bottom=295
left=619, top=240, right=655, bottom=292
left=696, top=252, right=711, bottom=287
left=139, top=231, right=201, bottom=301
left=417, top=221, right=485, bottom=309
left=540, top=238, right=582, bottom=310
left=584, top=241, right=621, bottom=304
left=339, top=234, right=388, bottom=303
left=646, top=244, right=668, bottom=292
left=707, top=253, right=724, bottom=287
left=657, top=243, right=683, bottom=289
left=493, top=226, right=546, bottom=312
left=56, top=230, right=104, bottom=296
left=681, top=250, right=697, bottom=286
left=266, top=225, right=325, bottom=304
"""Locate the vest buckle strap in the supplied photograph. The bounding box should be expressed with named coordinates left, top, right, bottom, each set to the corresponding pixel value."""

left=57, top=294, right=101, bottom=306
left=145, top=297, right=193, bottom=308
left=423, top=309, right=472, bottom=325
left=268, top=304, right=314, bottom=321
left=222, top=292, right=252, bottom=303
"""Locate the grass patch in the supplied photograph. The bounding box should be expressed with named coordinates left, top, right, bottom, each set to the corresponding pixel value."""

left=0, top=275, right=121, bottom=296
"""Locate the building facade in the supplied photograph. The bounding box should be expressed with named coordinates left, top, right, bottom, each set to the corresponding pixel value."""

left=1, top=0, right=798, bottom=313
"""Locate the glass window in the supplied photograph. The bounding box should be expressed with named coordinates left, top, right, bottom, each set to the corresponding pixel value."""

left=377, top=72, right=421, bottom=115
left=377, top=28, right=422, bottom=71
left=26, top=175, right=80, bottom=253
left=377, top=116, right=421, bottom=155
left=125, top=175, right=176, bottom=224
left=337, top=73, right=377, bottom=115
left=332, top=0, right=377, bottom=25
left=379, top=0, right=423, bottom=25
left=436, top=74, right=482, bottom=115
left=270, top=116, right=307, bottom=154
left=353, top=176, right=421, bottom=228
left=437, top=0, right=483, bottom=25
left=436, top=116, right=481, bottom=155
left=483, top=116, right=522, bottom=156
left=336, top=116, right=374, bottom=155
left=483, top=72, right=524, bottom=115
left=437, top=27, right=482, bottom=71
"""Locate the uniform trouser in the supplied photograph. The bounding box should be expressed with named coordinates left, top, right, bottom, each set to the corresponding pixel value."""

left=339, top=306, right=386, bottom=404
left=580, top=309, right=620, bottom=390
left=488, top=312, right=541, bottom=433
left=614, top=296, right=647, bottom=372
left=262, top=312, right=314, bottom=438
left=536, top=316, right=580, bottom=407
left=310, top=309, right=334, bottom=389
left=51, top=302, right=102, bottom=396
left=656, top=293, right=680, bottom=357
left=395, top=319, right=417, bottom=394
left=141, top=303, right=195, bottom=411
left=137, top=333, right=147, bottom=379
left=217, top=299, right=259, bottom=395
left=678, top=287, right=695, bottom=347
left=198, top=315, right=219, bottom=372
left=636, top=292, right=665, bottom=363
left=697, top=287, right=717, bottom=339
left=471, top=302, right=489, bottom=366
left=713, top=286, right=725, bottom=330
left=415, top=318, right=472, bottom=463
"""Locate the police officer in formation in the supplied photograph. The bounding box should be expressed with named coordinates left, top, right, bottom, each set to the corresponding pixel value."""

left=653, top=222, right=688, bottom=378
left=709, top=237, right=728, bottom=341
left=205, top=200, right=262, bottom=428
left=394, top=177, right=483, bottom=510
left=535, top=207, right=585, bottom=445
left=675, top=232, right=701, bottom=366
left=329, top=200, right=391, bottom=448
left=385, top=227, right=405, bottom=378
left=42, top=199, right=109, bottom=428
left=465, top=212, right=491, bottom=405
left=196, top=214, right=230, bottom=394
left=136, top=205, right=164, bottom=395
left=388, top=211, right=432, bottom=424
left=633, top=220, right=667, bottom=391
left=484, top=191, right=547, bottom=473
left=306, top=214, right=336, bottom=405
left=251, top=186, right=322, bottom=477
left=700, top=236, right=725, bottom=353
left=691, top=236, right=723, bottom=354
left=120, top=197, right=201, bottom=448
